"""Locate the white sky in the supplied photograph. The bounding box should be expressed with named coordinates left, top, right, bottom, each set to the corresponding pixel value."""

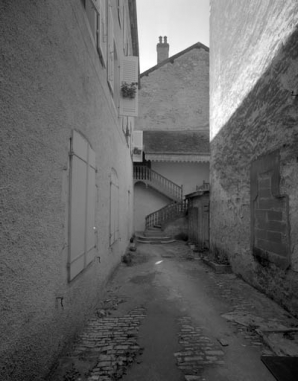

left=136, top=0, right=210, bottom=73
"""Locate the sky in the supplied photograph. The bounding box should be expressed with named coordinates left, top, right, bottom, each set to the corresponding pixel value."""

left=136, top=0, right=210, bottom=73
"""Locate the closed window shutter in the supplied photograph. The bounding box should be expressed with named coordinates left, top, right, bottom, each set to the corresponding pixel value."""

left=107, top=3, right=114, bottom=91
left=110, top=169, right=119, bottom=245
left=68, top=131, right=97, bottom=281
left=132, top=130, right=143, bottom=162
left=97, top=0, right=107, bottom=66
left=85, top=0, right=97, bottom=40
left=122, top=10, right=128, bottom=56
left=119, top=56, right=139, bottom=117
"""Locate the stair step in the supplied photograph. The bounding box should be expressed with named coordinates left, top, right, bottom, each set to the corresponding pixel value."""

left=136, top=235, right=175, bottom=244
left=144, top=230, right=165, bottom=237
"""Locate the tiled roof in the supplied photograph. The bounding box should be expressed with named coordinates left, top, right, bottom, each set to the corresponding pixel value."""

left=141, top=42, right=209, bottom=78
left=143, top=130, right=210, bottom=155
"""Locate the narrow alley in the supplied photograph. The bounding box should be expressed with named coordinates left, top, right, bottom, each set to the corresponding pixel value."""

left=47, top=242, right=298, bottom=381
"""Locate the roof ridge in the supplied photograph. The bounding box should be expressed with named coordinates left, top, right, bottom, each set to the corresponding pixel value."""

left=140, top=41, right=209, bottom=78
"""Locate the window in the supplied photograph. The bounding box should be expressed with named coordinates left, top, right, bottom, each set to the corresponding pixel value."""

left=83, top=0, right=107, bottom=67
left=107, top=2, right=115, bottom=92
left=132, top=130, right=143, bottom=162
left=68, top=131, right=97, bottom=281
left=117, top=0, right=123, bottom=27
left=110, top=169, right=119, bottom=245
left=119, top=56, right=139, bottom=117
left=113, top=41, right=120, bottom=108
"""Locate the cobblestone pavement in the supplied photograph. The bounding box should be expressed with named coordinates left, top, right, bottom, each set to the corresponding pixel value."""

left=48, top=307, right=146, bottom=381
left=48, top=242, right=298, bottom=381
left=175, top=316, right=225, bottom=380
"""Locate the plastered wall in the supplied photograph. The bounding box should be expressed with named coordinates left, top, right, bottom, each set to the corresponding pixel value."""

left=134, top=182, right=170, bottom=231
left=138, top=46, right=209, bottom=131
left=0, top=1, right=135, bottom=379
left=151, top=162, right=209, bottom=196
left=210, top=0, right=298, bottom=315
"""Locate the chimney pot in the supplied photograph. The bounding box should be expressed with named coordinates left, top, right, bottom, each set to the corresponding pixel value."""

left=156, top=36, right=169, bottom=64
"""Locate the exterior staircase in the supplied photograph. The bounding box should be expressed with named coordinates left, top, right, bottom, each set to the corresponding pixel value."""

left=136, top=226, right=175, bottom=244
left=133, top=165, right=183, bottom=202
left=145, top=200, right=188, bottom=229
left=134, top=166, right=188, bottom=242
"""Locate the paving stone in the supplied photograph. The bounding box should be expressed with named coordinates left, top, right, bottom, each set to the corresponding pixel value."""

left=175, top=317, right=226, bottom=377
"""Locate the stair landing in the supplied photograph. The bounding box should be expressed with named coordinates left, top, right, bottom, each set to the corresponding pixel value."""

left=136, top=227, right=175, bottom=244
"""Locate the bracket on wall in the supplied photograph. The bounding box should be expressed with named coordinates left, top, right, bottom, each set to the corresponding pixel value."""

left=56, top=297, right=64, bottom=308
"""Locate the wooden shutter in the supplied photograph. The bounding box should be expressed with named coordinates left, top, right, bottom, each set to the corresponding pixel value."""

left=119, top=56, right=139, bottom=116
left=68, top=131, right=97, bottom=281
left=107, top=3, right=114, bottom=91
left=97, top=0, right=107, bottom=66
left=85, top=0, right=97, bottom=40
left=110, top=170, right=119, bottom=245
left=117, top=0, right=123, bottom=27
left=132, top=130, right=143, bottom=162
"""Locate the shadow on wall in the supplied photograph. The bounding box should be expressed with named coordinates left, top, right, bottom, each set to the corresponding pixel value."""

left=210, top=27, right=298, bottom=315
left=134, top=181, right=170, bottom=232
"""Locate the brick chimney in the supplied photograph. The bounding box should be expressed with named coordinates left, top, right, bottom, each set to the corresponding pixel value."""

left=156, top=36, right=169, bottom=63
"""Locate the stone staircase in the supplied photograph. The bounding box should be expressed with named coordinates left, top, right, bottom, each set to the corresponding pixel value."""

left=136, top=226, right=175, bottom=244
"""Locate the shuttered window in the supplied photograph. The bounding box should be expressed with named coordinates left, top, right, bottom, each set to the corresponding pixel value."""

left=120, top=56, right=139, bottom=117
left=117, top=0, right=123, bottom=27
left=68, top=131, right=97, bottom=281
left=132, top=130, right=143, bottom=162
left=110, top=169, right=119, bottom=245
left=97, top=0, right=107, bottom=67
left=83, top=0, right=107, bottom=67
left=107, top=2, right=115, bottom=92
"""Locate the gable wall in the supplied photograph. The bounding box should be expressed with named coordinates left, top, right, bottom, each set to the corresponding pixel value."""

left=138, top=47, right=209, bottom=131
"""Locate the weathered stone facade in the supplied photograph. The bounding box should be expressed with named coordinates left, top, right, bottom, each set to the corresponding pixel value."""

left=210, top=0, right=298, bottom=315
left=138, top=43, right=209, bottom=131
left=0, top=1, right=138, bottom=380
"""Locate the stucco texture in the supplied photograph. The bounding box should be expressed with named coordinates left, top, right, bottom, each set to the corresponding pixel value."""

left=152, top=162, right=209, bottom=196
left=138, top=45, right=209, bottom=131
left=134, top=182, right=170, bottom=231
left=0, top=1, right=135, bottom=380
left=210, top=0, right=298, bottom=315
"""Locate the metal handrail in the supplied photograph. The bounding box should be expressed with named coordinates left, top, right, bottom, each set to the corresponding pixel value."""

left=145, top=199, right=188, bottom=229
left=133, top=166, right=183, bottom=200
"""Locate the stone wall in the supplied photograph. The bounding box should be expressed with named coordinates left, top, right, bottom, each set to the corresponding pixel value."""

left=138, top=45, right=209, bottom=131
left=0, top=1, right=136, bottom=380
left=210, top=0, right=298, bottom=315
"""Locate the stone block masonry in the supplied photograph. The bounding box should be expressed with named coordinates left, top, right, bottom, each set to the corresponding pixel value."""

left=210, top=0, right=298, bottom=316
left=251, top=150, right=290, bottom=269
left=175, top=317, right=225, bottom=380
left=47, top=307, right=146, bottom=381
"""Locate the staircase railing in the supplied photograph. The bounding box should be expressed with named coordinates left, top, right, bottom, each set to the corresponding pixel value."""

left=133, top=166, right=183, bottom=201
left=145, top=199, right=188, bottom=229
